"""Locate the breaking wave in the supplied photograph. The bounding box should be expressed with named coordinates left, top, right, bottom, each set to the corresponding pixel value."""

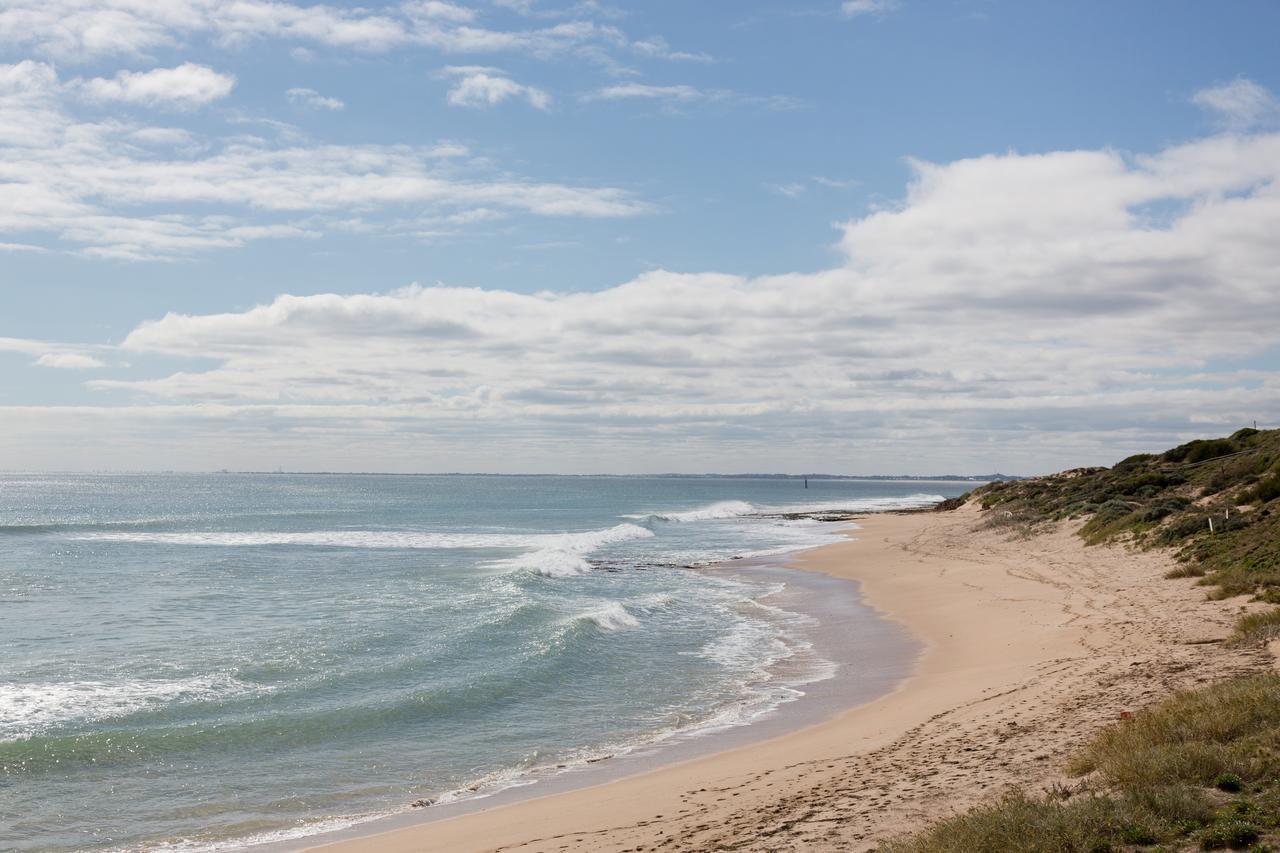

left=486, top=523, right=656, bottom=578
left=626, top=493, right=945, bottom=526
left=628, top=500, right=757, bottom=523
left=70, top=523, right=657, bottom=579
left=576, top=602, right=640, bottom=632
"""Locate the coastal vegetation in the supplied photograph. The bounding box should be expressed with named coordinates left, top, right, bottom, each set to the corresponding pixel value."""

left=974, top=428, right=1280, bottom=602
left=884, top=428, right=1280, bottom=852
left=882, top=675, right=1280, bottom=852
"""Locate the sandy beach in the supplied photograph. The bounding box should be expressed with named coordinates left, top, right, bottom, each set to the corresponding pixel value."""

left=309, top=501, right=1273, bottom=852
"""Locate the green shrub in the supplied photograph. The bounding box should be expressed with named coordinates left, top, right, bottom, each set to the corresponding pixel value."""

left=1200, top=817, right=1259, bottom=849
left=1214, top=773, right=1246, bottom=792
left=1240, top=475, right=1280, bottom=505
left=1115, top=453, right=1157, bottom=471
left=1158, top=514, right=1211, bottom=545
left=1139, top=499, right=1189, bottom=523
left=1165, top=439, right=1239, bottom=465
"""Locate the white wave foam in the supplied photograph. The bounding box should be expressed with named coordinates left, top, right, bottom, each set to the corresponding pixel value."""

left=138, top=813, right=385, bottom=853
left=0, top=675, right=254, bottom=741
left=74, top=523, right=656, bottom=578
left=579, top=601, right=639, bottom=632
left=630, top=500, right=756, bottom=523
left=487, top=523, right=655, bottom=578
left=758, top=494, right=945, bottom=514
left=69, top=523, right=656, bottom=564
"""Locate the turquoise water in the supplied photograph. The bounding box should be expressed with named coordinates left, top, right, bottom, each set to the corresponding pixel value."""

left=0, top=474, right=967, bottom=851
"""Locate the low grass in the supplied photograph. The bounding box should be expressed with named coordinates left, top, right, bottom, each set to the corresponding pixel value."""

left=1227, top=609, right=1280, bottom=648
left=879, top=675, right=1280, bottom=853
left=1067, top=675, right=1280, bottom=789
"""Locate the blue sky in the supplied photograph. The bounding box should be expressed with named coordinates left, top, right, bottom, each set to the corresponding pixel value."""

left=1, top=0, right=1278, bottom=473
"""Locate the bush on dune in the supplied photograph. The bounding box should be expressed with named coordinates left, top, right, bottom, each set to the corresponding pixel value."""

left=881, top=676, right=1280, bottom=853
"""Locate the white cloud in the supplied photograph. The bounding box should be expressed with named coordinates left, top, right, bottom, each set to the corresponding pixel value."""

left=441, top=65, right=551, bottom=109
left=630, top=35, right=713, bottom=64
left=35, top=352, right=106, bottom=369
left=841, top=0, right=899, bottom=17
left=592, top=82, right=703, bottom=102
left=0, top=0, right=666, bottom=66
left=0, top=62, right=647, bottom=259
left=812, top=175, right=859, bottom=189
left=766, top=182, right=806, bottom=198
left=410, top=1, right=477, bottom=23
left=286, top=87, right=345, bottom=110
left=1192, top=78, right=1280, bottom=131
left=25, top=126, right=1272, bottom=473
left=586, top=83, right=799, bottom=110
left=74, top=63, right=235, bottom=109
left=0, top=337, right=107, bottom=368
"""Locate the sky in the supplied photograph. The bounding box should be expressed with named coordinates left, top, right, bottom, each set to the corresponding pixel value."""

left=1, top=0, right=1278, bottom=475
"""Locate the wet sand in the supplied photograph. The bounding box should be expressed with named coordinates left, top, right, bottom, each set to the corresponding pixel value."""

left=303, top=502, right=1272, bottom=852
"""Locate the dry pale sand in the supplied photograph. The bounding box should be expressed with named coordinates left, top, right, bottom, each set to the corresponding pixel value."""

left=311, top=502, right=1273, bottom=853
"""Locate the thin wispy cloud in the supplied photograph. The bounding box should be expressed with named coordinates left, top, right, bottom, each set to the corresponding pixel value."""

left=1192, top=78, right=1280, bottom=131
left=0, top=336, right=109, bottom=370
left=812, top=175, right=860, bottom=189
left=585, top=82, right=800, bottom=111
left=0, top=61, right=646, bottom=259
left=766, top=182, right=807, bottom=198
left=35, top=352, right=106, bottom=369
left=767, top=176, right=861, bottom=196
left=631, top=35, right=713, bottom=63
left=286, top=87, right=345, bottom=110
left=840, top=0, right=900, bottom=18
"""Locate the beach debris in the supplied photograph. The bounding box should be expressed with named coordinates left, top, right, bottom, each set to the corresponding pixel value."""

left=410, top=798, right=435, bottom=808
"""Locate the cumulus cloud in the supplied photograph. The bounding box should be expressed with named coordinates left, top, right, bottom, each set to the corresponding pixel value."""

left=1193, top=78, right=1280, bottom=131
left=286, top=87, right=345, bottom=110
left=73, top=63, right=235, bottom=108
left=29, top=126, right=1272, bottom=473
left=0, top=61, right=647, bottom=259
left=441, top=65, right=550, bottom=109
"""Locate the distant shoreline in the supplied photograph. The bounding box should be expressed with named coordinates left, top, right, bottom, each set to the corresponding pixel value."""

left=2, top=469, right=1013, bottom=481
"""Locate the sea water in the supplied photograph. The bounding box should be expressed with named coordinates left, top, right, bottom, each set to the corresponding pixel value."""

left=0, top=474, right=969, bottom=851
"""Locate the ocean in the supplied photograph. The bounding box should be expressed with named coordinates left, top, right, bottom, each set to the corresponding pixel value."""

left=0, top=473, right=970, bottom=851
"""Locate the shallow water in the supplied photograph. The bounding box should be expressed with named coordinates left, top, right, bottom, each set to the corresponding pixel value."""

left=0, top=474, right=968, bottom=851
